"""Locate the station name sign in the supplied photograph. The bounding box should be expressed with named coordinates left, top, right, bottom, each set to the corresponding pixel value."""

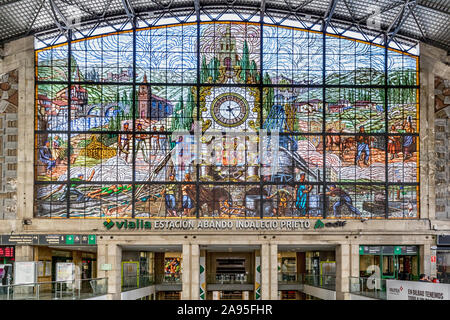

left=103, top=219, right=318, bottom=231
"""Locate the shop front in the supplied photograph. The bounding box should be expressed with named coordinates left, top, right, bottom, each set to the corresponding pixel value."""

left=359, top=245, right=420, bottom=281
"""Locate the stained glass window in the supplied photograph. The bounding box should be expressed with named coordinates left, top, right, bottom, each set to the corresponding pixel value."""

left=35, top=21, right=419, bottom=219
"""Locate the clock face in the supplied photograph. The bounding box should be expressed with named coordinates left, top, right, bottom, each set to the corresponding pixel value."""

left=210, top=93, right=249, bottom=128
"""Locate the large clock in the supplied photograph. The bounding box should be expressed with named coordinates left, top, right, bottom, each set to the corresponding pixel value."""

left=210, top=93, right=249, bottom=128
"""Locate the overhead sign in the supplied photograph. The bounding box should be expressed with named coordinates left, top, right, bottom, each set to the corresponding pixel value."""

left=360, top=246, right=381, bottom=255
left=102, top=219, right=314, bottom=231
left=387, top=280, right=450, bottom=300
left=359, top=246, right=418, bottom=255
left=438, top=235, right=450, bottom=245
left=394, top=246, right=418, bottom=255
left=0, top=234, right=96, bottom=246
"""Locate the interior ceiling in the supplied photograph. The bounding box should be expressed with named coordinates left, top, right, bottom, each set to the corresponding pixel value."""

left=0, top=0, right=448, bottom=53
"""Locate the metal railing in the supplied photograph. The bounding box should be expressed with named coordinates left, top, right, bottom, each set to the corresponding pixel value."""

left=121, top=274, right=155, bottom=292
left=349, top=277, right=387, bottom=300
left=303, top=274, right=336, bottom=290
left=207, top=273, right=253, bottom=285
left=278, top=272, right=301, bottom=284
left=0, top=278, right=107, bottom=300
left=155, top=273, right=182, bottom=285
left=278, top=273, right=336, bottom=290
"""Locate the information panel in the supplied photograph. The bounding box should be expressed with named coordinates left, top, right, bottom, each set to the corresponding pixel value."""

left=56, top=263, right=75, bottom=282
left=14, top=261, right=37, bottom=285
left=0, top=234, right=96, bottom=246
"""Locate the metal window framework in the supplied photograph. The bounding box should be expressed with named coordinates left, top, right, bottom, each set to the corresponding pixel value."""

left=34, top=6, right=420, bottom=219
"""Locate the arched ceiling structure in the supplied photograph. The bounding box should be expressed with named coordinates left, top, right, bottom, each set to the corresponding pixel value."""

left=0, top=0, right=449, bottom=54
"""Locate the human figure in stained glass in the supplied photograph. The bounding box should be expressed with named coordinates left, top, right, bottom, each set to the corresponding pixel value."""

left=51, top=136, right=63, bottom=164
left=295, top=173, right=312, bottom=216
left=150, top=125, right=159, bottom=155
left=158, top=126, right=167, bottom=151
left=324, top=185, right=361, bottom=217
left=135, top=123, right=149, bottom=162
left=160, top=174, right=178, bottom=217
left=267, top=189, right=291, bottom=217
left=57, top=170, right=95, bottom=202
left=39, top=140, right=56, bottom=175
left=182, top=173, right=194, bottom=216
left=387, top=125, right=400, bottom=160
left=402, top=117, right=415, bottom=160
left=119, top=122, right=132, bottom=162
left=356, top=126, right=372, bottom=166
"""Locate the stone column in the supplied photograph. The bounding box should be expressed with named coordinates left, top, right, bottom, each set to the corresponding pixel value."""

left=181, top=243, right=191, bottom=300
left=335, top=244, right=351, bottom=300
left=269, top=244, right=278, bottom=299
left=14, top=245, right=34, bottom=262
left=261, top=244, right=270, bottom=300
left=419, top=42, right=450, bottom=221
left=421, top=244, right=435, bottom=278
left=97, top=243, right=122, bottom=300
left=349, top=244, right=360, bottom=293
left=190, top=244, right=200, bottom=300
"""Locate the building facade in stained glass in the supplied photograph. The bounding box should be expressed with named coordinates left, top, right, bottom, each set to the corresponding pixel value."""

left=34, top=21, right=419, bottom=219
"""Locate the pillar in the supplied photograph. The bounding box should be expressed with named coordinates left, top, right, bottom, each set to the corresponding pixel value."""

left=97, top=243, right=122, bottom=300
left=72, top=251, right=82, bottom=290
left=190, top=244, right=200, bottom=300
left=269, top=244, right=278, bottom=300
left=349, top=244, right=360, bottom=293
left=15, top=245, right=34, bottom=262
left=421, top=243, right=436, bottom=278
left=336, top=244, right=351, bottom=300
left=261, top=244, right=269, bottom=300
left=181, top=244, right=191, bottom=300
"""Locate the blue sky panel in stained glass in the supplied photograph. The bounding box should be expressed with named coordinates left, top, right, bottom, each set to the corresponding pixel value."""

left=136, top=24, right=198, bottom=84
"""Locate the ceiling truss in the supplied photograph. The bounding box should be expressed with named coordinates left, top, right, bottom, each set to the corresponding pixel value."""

left=0, top=0, right=448, bottom=53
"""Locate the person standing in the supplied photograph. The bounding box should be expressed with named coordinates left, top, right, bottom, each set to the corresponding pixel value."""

left=158, top=125, right=167, bottom=153
left=295, top=173, right=313, bottom=216
left=135, top=123, right=149, bottom=162
left=160, top=174, right=178, bottom=217
left=182, top=173, right=194, bottom=217
left=355, top=126, right=372, bottom=166
left=402, top=118, right=415, bottom=160
left=150, top=125, right=160, bottom=155
left=119, top=122, right=132, bottom=162
left=387, top=125, right=400, bottom=160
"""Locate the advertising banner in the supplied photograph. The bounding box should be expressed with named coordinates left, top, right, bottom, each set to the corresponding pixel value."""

left=386, top=280, right=450, bottom=300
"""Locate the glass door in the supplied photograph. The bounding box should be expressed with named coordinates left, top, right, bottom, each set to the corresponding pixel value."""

left=121, top=261, right=139, bottom=290
left=381, top=255, right=397, bottom=279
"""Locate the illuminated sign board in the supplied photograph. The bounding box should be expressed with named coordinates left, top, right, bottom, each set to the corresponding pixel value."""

left=0, top=246, right=14, bottom=258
